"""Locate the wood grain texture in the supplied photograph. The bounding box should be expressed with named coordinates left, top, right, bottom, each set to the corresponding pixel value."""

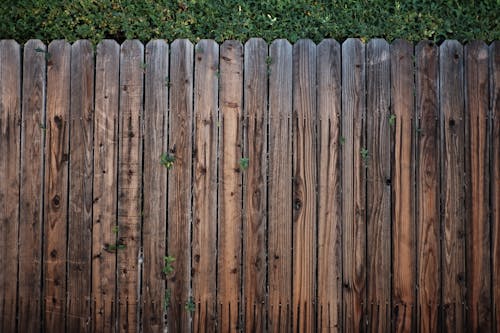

left=464, top=41, right=491, bottom=332
left=18, top=39, right=46, bottom=333
left=268, top=39, right=293, bottom=333
left=439, top=40, right=466, bottom=333
left=366, top=38, right=391, bottom=333
left=341, top=38, right=366, bottom=333
left=167, top=39, right=193, bottom=332
left=217, top=40, right=243, bottom=332
left=44, top=40, right=70, bottom=333
left=316, top=38, right=342, bottom=333
left=242, top=38, right=268, bottom=332
left=92, top=39, right=120, bottom=333
left=117, top=40, right=143, bottom=333
left=415, top=41, right=440, bottom=333
left=192, top=39, right=218, bottom=332
left=292, top=39, right=317, bottom=333
left=390, top=39, right=415, bottom=333
left=0, top=39, right=21, bottom=333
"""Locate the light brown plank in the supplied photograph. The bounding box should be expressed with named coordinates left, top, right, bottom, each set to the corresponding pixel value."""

left=341, top=38, right=366, bottom=333
left=268, top=39, right=293, bottom=333
left=192, top=39, right=218, bottom=332
left=217, top=40, right=244, bottom=332
left=464, top=41, right=491, bottom=332
left=18, top=39, right=46, bottom=333
left=440, top=40, right=466, bottom=333
left=292, top=39, right=317, bottom=332
left=44, top=40, right=70, bottom=333
left=390, top=39, right=415, bottom=333
left=316, top=38, right=342, bottom=333
left=93, top=39, right=120, bottom=333
left=242, top=38, right=268, bottom=332
left=167, top=39, right=193, bottom=332
left=142, top=39, right=168, bottom=333
left=117, top=39, right=143, bottom=333
left=0, top=39, right=21, bottom=333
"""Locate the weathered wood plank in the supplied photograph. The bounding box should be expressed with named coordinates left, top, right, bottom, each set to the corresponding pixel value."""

left=341, top=38, right=366, bottom=333
left=93, top=39, right=120, bottom=333
left=117, top=40, right=143, bottom=333
left=316, top=38, right=342, bottom=333
left=18, top=39, right=46, bottom=333
left=0, top=39, right=21, bottom=333
left=292, top=39, right=317, bottom=332
left=167, top=39, right=193, bottom=332
left=366, top=38, right=391, bottom=332
left=268, top=39, right=293, bottom=333
left=44, top=40, right=70, bottom=333
left=415, top=41, right=440, bottom=333
left=242, top=38, right=268, bottom=332
left=142, top=39, right=168, bottom=333
left=464, top=41, right=491, bottom=332
left=217, top=40, right=244, bottom=332
left=390, top=39, right=415, bottom=333
left=440, top=40, right=466, bottom=333
left=67, top=40, right=94, bottom=332
left=192, top=39, right=218, bottom=332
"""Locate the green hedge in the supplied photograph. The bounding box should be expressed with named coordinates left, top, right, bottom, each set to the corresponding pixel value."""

left=1, top=0, right=499, bottom=44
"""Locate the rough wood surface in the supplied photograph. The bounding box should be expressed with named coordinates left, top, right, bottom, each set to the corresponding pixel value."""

left=341, top=38, right=366, bottom=333
left=316, top=38, right=342, bottom=333
left=268, top=39, right=293, bottom=333
left=0, top=39, right=21, bottom=333
left=44, top=40, right=70, bottom=333
left=217, top=40, right=244, bottom=332
left=18, top=39, right=46, bottom=333
left=192, top=39, right=218, bottom=332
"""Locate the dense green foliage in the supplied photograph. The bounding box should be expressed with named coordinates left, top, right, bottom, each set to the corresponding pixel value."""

left=1, top=0, right=499, bottom=44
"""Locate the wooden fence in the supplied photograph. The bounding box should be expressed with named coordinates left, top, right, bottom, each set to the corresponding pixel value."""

left=0, top=38, right=499, bottom=332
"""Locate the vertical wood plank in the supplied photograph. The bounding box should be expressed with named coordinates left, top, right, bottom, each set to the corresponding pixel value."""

left=117, top=40, right=143, bottom=333
left=440, top=40, right=466, bottom=333
left=67, top=40, right=94, bottom=332
left=268, top=39, right=293, bottom=333
left=167, top=39, right=193, bottom=332
left=292, top=39, right=317, bottom=333
left=142, top=39, right=168, bottom=333
left=415, top=41, right=440, bottom=333
left=390, top=39, right=415, bottom=333
left=242, top=38, right=268, bottom=332
left=464, top=41, right=491, bottom=332
left=316, top=38, right=342, bottom=333
left=0, top=39, right=21, bottom=333
left=18, top=39, right=46, bottom=333
left=44, top=40, right=70, bottom=333
left=93, top=39, right=120, bottom=333
left=366, top=38, right=391, bottom=332
left=341, top=38, right=366, bottom=333
left=192, top=39, right=218, bottom=332
left=217, top=40, right=243, bottom=332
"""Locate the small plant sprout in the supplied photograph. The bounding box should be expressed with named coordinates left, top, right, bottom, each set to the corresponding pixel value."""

left=140, top=61, right=147, bottom=71
left=162, top=255, right=175, bottom=276
left=164, top=289, right=172, bottom=310
left=239, top=157, right=249, bottom=170
left=389, top=114, right=396, bottom=126
left=160, top=152, right=176, bottom=170
left=185, top=297, right=195, bottom=313
left=361, top=148, right=369, bottom=166
left=339, top=136, right=346, bottom=145
left=112, top=225, right=119, bottom=234
left=266, top=56, right=273, bottom=75
left=215, top=69, right=220, bottom=78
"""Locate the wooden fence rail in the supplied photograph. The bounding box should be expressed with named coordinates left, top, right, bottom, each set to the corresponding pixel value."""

left=0, top=38, right=499, bottom=332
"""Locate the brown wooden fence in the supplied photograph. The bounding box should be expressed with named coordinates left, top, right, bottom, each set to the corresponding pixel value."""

left=0, top=38, right=499, bottom=332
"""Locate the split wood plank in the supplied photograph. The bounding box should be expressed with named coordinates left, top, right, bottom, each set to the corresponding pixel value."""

left=117, top=40, right=143, bottom=333
left=192, top=39, right=219, bottom=332
left=44, top=40, right=70, bottom=333
left=217, top=40, right=244, bottom=332
left=18, top=39, right=46, bottom=333
left=142, top=39, right=168, bottom=333
left=0, top=39, right=21, bottom=333
left=268, top=39, right=293, bottom=333
left=167, top=39, right=193, bottom=333
left=341, top=38, right=366, bottom=333
left=316, top=38, right=342, bottom=333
